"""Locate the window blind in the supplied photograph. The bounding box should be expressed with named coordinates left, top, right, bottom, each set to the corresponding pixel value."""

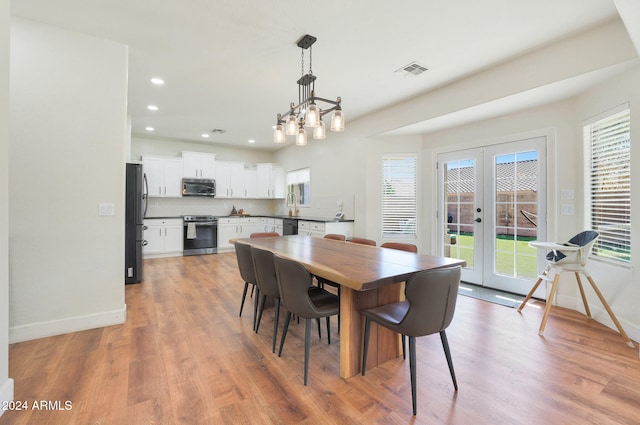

left=382, top=154, right=417, bottom=238
left=583, top=107, right=631, bottom=264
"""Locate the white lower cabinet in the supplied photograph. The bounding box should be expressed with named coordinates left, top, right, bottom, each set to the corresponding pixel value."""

left=218, top=216, right=262, bottom=251
left=260, top=217, right=283, bottom=234
left=297, top=221, right=353, bottom=239
left=143, top=218, right=183, bottom=258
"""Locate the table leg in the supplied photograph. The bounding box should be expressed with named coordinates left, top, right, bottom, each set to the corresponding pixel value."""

left=339, top=283, right=403, bottom=379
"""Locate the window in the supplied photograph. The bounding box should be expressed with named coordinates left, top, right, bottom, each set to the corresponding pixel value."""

left=583, top=105, right=631, bottom=264
left=287, top=167, right=310, bottom=207
left=382, top=154, right=417, bottom=238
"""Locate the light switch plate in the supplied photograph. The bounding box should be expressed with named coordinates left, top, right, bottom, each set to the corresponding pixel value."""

left=561, top=189, right=575, bottom=200
left=99, top=203, right=115, bottom=216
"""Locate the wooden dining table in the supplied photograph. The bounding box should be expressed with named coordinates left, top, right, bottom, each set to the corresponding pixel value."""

left=233, top=235, right=466, bottom=378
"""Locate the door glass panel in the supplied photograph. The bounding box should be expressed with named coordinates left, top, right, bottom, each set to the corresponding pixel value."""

left=494, top=151, right=538, bottom=280
left=444, top=159, right=475, bottom=268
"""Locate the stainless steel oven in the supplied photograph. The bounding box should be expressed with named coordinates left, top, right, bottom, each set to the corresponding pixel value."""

left=183, top=215, right=218, bottom=255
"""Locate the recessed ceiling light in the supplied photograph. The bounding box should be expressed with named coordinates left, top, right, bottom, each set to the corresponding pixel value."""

left=248, top=139, right=256, bottom=144
left=150, top=77, right=164, bottom=85
left=147, top=105, right=159, bottom=111
left=201, top=133, right=210, bottom=138
left=145, top=126, right=155, bottom=131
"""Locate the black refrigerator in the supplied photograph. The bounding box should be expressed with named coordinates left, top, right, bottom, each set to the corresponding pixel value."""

left=125, top=162, right=147, bottom=284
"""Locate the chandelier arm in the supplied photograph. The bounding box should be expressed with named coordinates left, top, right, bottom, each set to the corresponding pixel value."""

left=311, top=96, right=341, bottom=106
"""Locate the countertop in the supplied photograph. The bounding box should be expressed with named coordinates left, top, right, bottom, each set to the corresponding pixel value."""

left=145, top=215, right=354, bottom=223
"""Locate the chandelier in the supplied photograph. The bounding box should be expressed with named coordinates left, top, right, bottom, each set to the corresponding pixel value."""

left=273, top=34, right=344, bottom=146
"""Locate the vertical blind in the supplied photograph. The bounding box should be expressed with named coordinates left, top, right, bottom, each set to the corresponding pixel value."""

left=382, top=154, right=417, bottom=237
left=583, top=106, right=631, bottom=264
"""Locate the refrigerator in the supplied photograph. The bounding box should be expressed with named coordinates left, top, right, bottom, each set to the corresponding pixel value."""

left=125, top=162, right=148, bottom=284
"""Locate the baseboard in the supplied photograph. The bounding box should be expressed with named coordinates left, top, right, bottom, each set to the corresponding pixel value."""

left=0, top=377, right=15, bottom=418
left=556, top=294, right=640, bottom=344
left=9, top=305, right=127, bottom=344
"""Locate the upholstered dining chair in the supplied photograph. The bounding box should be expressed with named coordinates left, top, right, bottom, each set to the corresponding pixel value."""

left=251, top=246, right=282, bottom=352
left=361, top=266, right=461, bottom=415
left=250, top=232, right=280, bottom=238
left=518, top=230, right=634, bottom=347
left=349, top=237, right=376, bottom=246
left=274, top=255, right=340, bottom=385
left=380, top=241, right=418, bottom=253
left=234, top=242, right=259, bottom=330
left=323, top=233, right=346, bottom=241
left=380, top=240, right=419, bottom=358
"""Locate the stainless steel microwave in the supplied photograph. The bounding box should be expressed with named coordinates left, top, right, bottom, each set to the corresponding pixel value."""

left=182, top=178, right=215, bottom=197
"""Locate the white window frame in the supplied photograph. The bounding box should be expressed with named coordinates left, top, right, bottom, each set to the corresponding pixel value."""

left=583, top=103, right=631, bottom=265
left=286, top=167, right=310, bottom=207
left=382, top=154, right=417, bottom=239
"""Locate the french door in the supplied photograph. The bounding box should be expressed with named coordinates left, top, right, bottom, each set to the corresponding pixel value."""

left=437, top=137, right=546, bottom=295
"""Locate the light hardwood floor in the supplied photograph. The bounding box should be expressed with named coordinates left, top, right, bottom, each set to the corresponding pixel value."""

left=2, top=253, right=640, bottom=424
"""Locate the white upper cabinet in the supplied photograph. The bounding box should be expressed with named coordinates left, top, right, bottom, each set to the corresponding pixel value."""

left=182, top=151, right=216, bottom=178
left=216, top=161, right=245, bottom=198
left=142, top=155, right=183, bottom=197
left=244, top=169, right=258, bottom=198
left=257, top=163, right=285, bottom=199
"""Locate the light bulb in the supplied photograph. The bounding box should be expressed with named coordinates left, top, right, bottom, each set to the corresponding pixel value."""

left=285, top=113, right=297, bottom=135
left=273, top=124, right=286, bottom=143
left=296, top=127, right=307, bottom=146
left=330, top=109, right=345, bottom=132
left=313, top=120, right=326, bottom=139
left=305, top=103, right=319, bottom=127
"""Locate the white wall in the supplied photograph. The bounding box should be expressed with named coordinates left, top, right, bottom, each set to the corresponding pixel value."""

left=0, top=0, right=14, bottom=414
left=274, top=131, right=365, bottom=233
left=9, top=18, right=128, bottom=342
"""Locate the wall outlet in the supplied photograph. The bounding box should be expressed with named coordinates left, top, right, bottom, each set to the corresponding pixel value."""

left=561, top=204, right=575, bottom=215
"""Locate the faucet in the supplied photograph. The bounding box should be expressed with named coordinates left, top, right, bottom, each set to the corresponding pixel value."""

left=287, top=192, right=298, bottom=216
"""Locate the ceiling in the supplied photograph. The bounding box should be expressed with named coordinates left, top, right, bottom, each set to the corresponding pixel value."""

left=11, top=0, right=622, bottom=150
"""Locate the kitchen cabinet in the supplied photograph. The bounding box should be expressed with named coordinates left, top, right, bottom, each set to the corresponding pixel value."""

left=182, top=151, right=216, bottom=178
left=216, top=161, right=245, bottom=198
left=260, top=217, right=283, bottom=235
left=218, top=216, right=262, bottom=251
left=256, top=163, right=285, bottom=199
left=143, top=218, right=183, bottom=257
left=142, top=155, right=183, bottom=197
left=298, top=220, right=354, bottom=239
left=244, top=169, right=258, bottom=198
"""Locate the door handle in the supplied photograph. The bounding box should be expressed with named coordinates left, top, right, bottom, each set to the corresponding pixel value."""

left=475, top=218, right=482, bottom=223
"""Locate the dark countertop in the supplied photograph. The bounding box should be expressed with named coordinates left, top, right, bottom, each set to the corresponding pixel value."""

left=145, top=215, right=354, bottom=223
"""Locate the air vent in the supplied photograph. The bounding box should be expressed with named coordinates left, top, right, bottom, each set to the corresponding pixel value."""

left=395, top=61, right=429, bottom=76
left=210, top=128, right=226, bottom=134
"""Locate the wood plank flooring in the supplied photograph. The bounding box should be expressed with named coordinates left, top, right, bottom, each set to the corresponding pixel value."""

left=2, top=253, right=640, bottom=424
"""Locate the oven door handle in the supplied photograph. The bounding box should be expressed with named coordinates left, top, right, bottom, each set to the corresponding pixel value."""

left=186, top=221, right=217, bottom=226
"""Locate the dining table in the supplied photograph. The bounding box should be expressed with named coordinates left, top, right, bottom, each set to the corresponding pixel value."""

left=233, top=235, right=466, bottom=378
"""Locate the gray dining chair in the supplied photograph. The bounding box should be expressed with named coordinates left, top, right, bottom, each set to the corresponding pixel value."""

left=234, top=242, right=259, bottom=330
left=274, top=255, right=340, bottom=385
left=361, top=266, right=461, bottom=415
left=251, top=246, right=282, bottom=353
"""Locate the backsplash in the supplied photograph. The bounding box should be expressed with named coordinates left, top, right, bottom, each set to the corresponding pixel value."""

left=146, top=193, right=355, bottom=220
left=145, top=197, right=276, bottom=218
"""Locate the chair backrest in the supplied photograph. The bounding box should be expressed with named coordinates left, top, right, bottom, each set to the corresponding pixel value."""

left=273, top=255, right=322, bottom=318
left=324, top=234, right=346, bottom=241
left=250, top=246, right=280, bottom=299
left=400, top=266, right=461, bottom=337
left=546, top=230, right=599, bottom=265
left=250, top=232, right=279, bottom=238
left=381, top=242, right=418, bottom=253
left=349, top=237, right=376, bottom=246
left=234, top=242, right=257, bottom=284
